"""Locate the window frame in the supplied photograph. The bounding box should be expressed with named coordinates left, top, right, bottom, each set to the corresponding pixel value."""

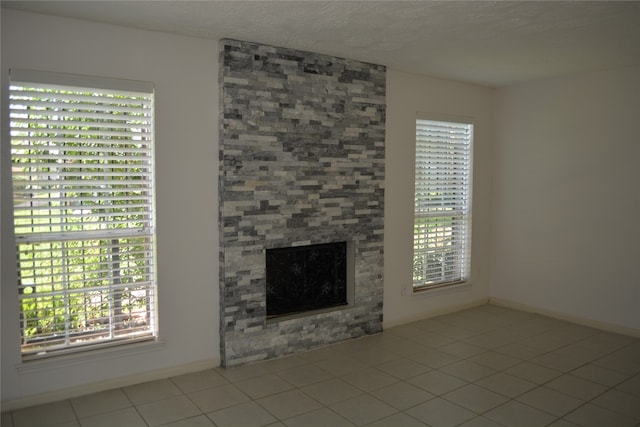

left=9, top=69, right=158, bottom=360
left=412, top=114, right=473, bottom=293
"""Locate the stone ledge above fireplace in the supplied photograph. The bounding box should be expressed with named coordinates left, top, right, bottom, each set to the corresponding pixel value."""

left=219, top=39, right=385, bottom=367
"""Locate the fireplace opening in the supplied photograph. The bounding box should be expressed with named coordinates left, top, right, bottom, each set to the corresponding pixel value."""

left=266, top=241, right=349, bottom=319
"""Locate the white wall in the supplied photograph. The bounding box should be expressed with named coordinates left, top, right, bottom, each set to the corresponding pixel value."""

left=1, top=10, right=220, bottom=406
left=491, top=66, right=640, bottom=331
left=384, top=69, right=494, bottom=327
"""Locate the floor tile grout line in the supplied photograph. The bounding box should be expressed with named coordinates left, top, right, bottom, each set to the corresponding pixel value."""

left=121, top=384, right=152, bottom=427
left=250, top=382, right=349, bottom=424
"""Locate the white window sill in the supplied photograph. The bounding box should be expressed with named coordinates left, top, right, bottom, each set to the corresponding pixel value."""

left=406, top=281, right=472, bottom=296
left=16, top=338, right=166, bottom=374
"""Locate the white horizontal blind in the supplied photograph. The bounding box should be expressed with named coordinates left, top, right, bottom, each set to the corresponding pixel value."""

left=10, top=71, right=157, bottom=358
left=413, top=118, right=472, bottom=290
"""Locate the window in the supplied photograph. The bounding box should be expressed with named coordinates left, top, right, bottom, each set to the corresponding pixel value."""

left=413, top=117, right=472, bottom=291
left=9, top=69, right=157, bottom=359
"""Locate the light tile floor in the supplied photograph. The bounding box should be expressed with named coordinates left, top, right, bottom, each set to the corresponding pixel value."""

left=3, top=304, right=640, bottom=427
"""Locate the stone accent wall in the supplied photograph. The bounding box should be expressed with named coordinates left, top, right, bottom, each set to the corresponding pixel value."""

left=219, top=39, right=386, bottom=367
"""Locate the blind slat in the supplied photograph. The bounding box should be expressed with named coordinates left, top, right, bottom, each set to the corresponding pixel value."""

left=13, top=154, right=151, bottom=164
left=13, top=179, right=152, bottom=188
left=15, top=228, right=153, bottom=244
left=11, top=109, right=152, bottom=123
left=11, top=99, right=152, bottom=115
left=9, top=116, right=152, bottom=130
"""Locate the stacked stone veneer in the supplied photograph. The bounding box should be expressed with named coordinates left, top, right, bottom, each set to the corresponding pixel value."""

left=219, top=39, right=385, bottom=367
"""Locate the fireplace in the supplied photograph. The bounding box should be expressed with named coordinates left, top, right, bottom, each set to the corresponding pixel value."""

left=219, top=39, right=385, bottom=366
left=266, top=241, right=352, bottom=319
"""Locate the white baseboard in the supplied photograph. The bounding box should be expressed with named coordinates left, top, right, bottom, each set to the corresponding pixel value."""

left=2, top=358, right=220, bottom=412
left=490, top=297, right=640, bottom=338
left=383, top=297, right=490, bottom=329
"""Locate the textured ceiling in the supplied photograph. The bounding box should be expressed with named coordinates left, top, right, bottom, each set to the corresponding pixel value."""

left=4, top=0, right=640, bottom=87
